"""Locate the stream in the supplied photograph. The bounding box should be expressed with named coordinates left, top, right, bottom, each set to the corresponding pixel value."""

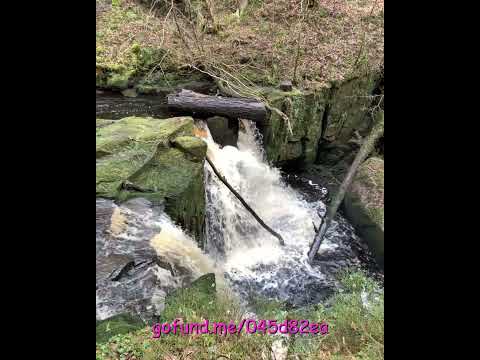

left=96, top=93, right=382, bottom=322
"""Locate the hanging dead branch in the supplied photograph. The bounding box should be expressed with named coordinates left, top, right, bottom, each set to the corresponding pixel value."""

left=206, top=155, right=285, bottom=246
left=307, top=109, right=384, bottom=263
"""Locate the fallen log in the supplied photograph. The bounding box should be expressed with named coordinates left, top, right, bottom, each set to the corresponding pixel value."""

left=206, top=155, right=285, bottom=246
left=167, top=89, right=267, bottom=123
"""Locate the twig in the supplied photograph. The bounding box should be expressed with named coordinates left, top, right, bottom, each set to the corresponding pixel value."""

left=265, top=104, right=293, bottom=136
left=206, top=155, right=285, bottom=246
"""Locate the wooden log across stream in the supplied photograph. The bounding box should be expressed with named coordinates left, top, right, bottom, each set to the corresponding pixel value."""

left=167, top=90, right=267, bottom=123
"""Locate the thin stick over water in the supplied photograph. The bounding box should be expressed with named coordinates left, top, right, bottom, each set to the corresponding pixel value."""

left=206, top=155, right=285, bottom=246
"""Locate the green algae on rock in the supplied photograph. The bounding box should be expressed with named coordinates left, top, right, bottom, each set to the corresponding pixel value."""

left=96, top=118, right=116, bottom=129
left=263, top=88, right=327, bottom=165
left=261, top=72, right=381, bottom=167
left=171, top=136, right=208, bottom=160
left=96, top=116, right=207, bottom=245
left=323, top=74, right=379, bottom=144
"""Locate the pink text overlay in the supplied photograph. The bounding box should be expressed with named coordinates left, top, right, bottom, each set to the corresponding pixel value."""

left=152, top=319, right=329, bottom=337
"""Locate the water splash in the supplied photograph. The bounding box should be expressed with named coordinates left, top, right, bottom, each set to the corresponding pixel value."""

left=96, top=119, right=379, bottom=321
left=96, top=198, right=216, bottom=321
left=150, top=214, right=217, bottom=278
left=202, top=120, right=342, bottom=306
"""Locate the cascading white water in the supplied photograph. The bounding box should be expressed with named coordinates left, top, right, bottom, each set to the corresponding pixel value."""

left=203, top=120, right=342, bottom=305
left=96, top=119, right=375, bottom=321
left=96, top=198, right=216, bottom=321
left=95, top=97, right=380, bottom=325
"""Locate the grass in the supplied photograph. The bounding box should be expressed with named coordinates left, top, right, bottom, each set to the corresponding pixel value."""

left=96, top=271, right=384, bottom=360
left=96, top=0, right=384, bottom=90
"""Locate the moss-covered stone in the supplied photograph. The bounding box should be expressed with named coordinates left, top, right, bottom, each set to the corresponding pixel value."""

left=343, top=157, right=384, bottom=268
left=323, top=74, right=379, bottom=143
left=96, top=116, right=207, bottom=245
left=262, top=88, right=327, bottom=165
left=96, top=313, right=145, bottom=343
left=261, top=72, right=381, bottom=167
left=96, top=118, right=116, bottom=129
left=171, top=136, right=207, bottom=160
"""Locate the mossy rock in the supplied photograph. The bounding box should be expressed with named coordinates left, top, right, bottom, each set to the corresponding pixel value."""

left=96, top=313, right=145, bottom=343
left=189, top=273, right=216, bottom=295
left=167, top=273, right=216, bottom=303
left=261, top=72, right=381, bottom=167
left=171, top=136, right=207, bottom=160
left=96, top=118, right=116, bottom=129
left=96, top=116, right=206, bottom=245
left=263, top=88, right=327, bottom=165
left=323, top=73, right=379, bottom=143
left=344, top=157, right=384, bottom=268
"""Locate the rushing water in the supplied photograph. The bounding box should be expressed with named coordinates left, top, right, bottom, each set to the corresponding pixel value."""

left=203, top=120, right=378, bottom=307
left=96, top=96, right=380, bottom=321
left=96, top=198, right=213, bottom=321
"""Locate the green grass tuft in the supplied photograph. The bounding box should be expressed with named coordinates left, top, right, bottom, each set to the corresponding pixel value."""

left=96, top=271, right=383, bottom=360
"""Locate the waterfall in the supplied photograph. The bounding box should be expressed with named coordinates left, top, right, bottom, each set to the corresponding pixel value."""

left=96, top=119, right=375, bottom=321
left=202, top=120, right=340, bottom=306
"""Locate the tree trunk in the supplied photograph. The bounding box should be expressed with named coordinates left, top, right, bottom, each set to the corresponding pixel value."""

left=167, top=90, right=267, bottom=123
left=307, top=110, right=384, bottom=263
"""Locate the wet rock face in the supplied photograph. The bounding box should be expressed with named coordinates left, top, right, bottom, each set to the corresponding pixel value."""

left=96, top=198, right=180, bottom=321
left=261, top=72, right=381, bottom=167
left=206, top=116, right=239, bottom=147
left=344, top=157, right=384, bottom=269
left=262, top=88, right=326, bottom=166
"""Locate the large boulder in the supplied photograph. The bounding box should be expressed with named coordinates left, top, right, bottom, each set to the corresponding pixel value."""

left=344, top=157, right=384, bottom=268
left=96, top=116, right=207, bottom=246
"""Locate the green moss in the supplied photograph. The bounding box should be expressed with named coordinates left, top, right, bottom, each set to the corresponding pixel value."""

left=96, top=271, right=383, bottom=360
left=263, top=89, right=326, bottom=165
left=135, top=72, right=212, bottom=96
left=261, top=72, right=381, bottom=167
left=324, top=73, right=379, bottom=143
left=96, top=313, right=145, bottom=343
left=352, top=157, right=384, bottom=228
left=96, top=5, right=178, bottom=91
left=105, top=72, right=131, bottom=90
left=96, top=116, right=206, bottom=245
left=96, top=4, right=209, bottom=93
left=96, top=118, right=115, bottom=129
left=172, top=136, right=207, bottom=160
